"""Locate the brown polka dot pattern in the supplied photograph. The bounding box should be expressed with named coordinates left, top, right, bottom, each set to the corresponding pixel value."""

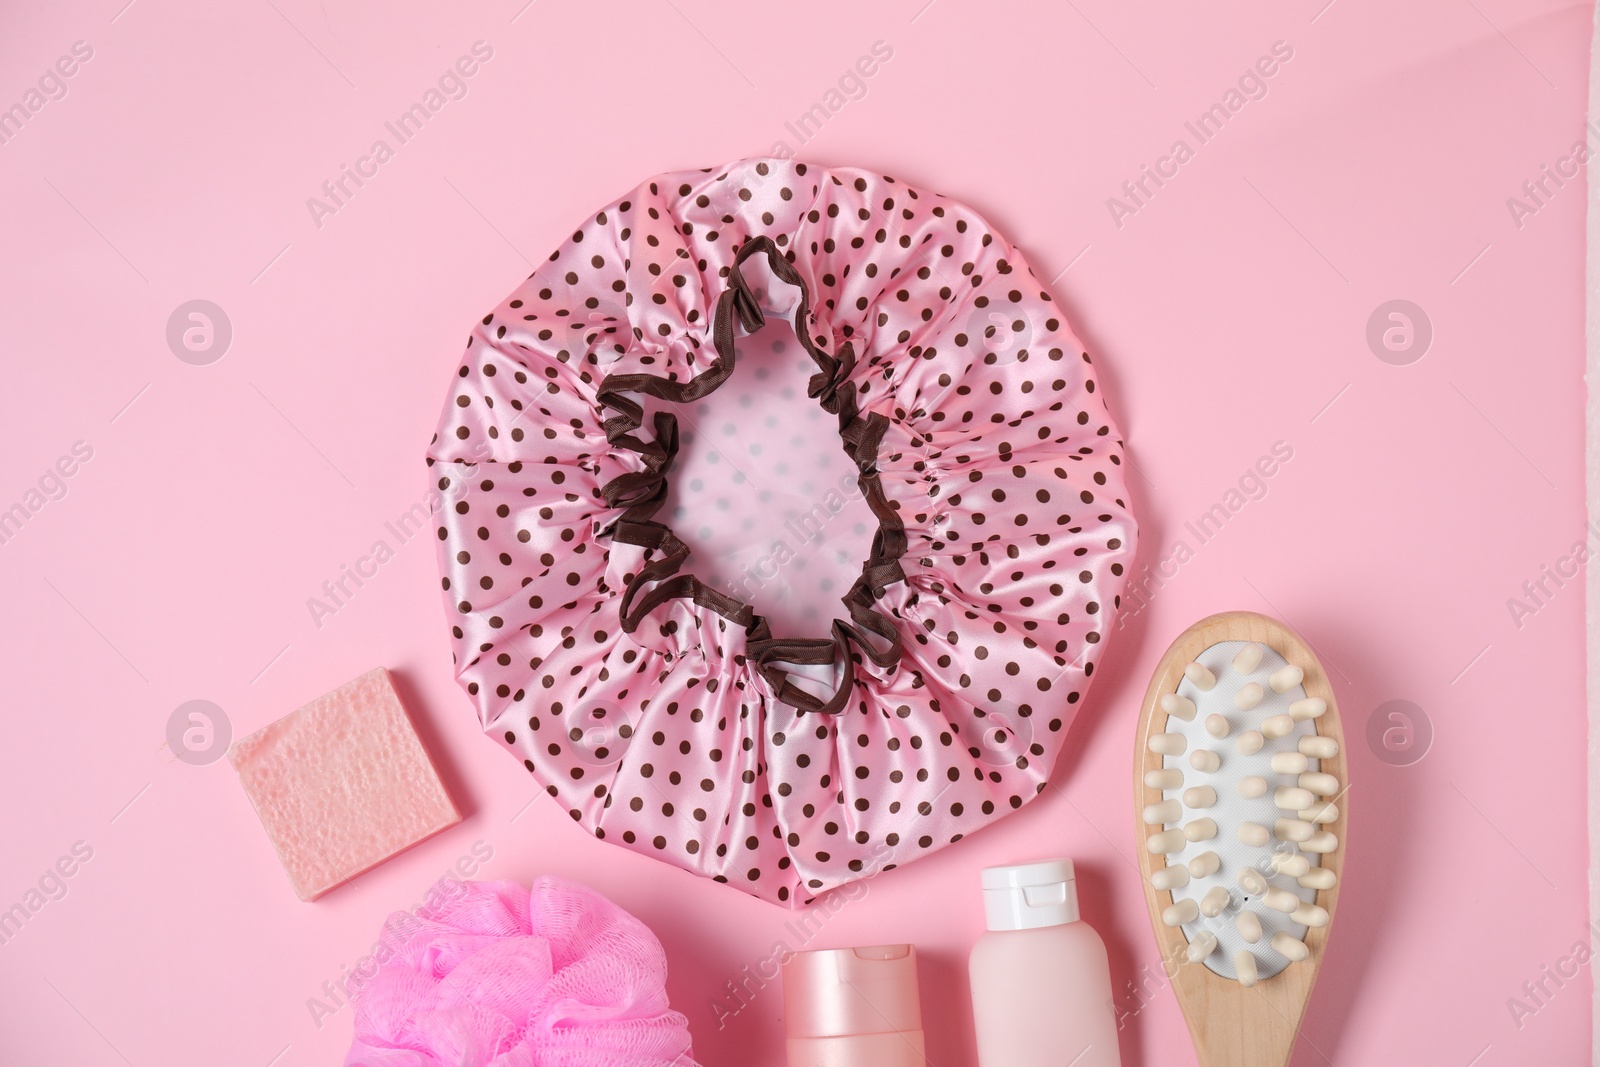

left=426, top=158, right=1137, bottom=907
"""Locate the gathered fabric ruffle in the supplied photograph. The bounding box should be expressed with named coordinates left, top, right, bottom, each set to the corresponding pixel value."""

left=427, top=158, right=1136, bottom=906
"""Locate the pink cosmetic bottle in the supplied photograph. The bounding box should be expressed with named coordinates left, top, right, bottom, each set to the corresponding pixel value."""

left=969, top=858, right=1122, bottom=1067
left=782, top=943, right=926, bottom=1067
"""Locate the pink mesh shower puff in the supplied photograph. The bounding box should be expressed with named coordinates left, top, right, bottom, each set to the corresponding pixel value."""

left=427, top=157, right=1137, bottom=907
left=344, top=877, right=698, bottom=1067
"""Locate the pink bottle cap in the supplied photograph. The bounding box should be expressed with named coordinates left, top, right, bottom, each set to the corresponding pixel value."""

left=782, top=944, right=926, bottom=1067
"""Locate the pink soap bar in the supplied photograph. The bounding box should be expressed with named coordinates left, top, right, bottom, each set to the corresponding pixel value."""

left=229, top=667, right=460, bottom=901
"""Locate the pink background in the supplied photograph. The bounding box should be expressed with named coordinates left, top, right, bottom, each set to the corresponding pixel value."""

left=0, top=1, right=1591, bottom=1064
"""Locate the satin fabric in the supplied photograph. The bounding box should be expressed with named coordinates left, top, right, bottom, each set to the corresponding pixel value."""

left=428, top=158, right=1136, bottom=906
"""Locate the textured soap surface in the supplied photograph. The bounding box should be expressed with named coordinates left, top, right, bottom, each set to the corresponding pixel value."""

left=229, top=667, right=460, bottom=901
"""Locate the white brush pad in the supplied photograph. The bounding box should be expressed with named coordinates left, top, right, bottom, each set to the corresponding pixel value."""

left=1160, top=640, right=1323, bottom=982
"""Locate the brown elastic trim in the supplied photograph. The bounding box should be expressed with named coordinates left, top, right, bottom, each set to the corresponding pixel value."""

left=594, top=235, right=908, bottom=715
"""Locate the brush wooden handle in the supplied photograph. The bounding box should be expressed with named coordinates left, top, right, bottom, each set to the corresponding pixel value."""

left=1134, top=611, right=1347, bottom=1067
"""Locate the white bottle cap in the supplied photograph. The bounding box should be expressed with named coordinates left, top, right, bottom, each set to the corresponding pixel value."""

left=980, top=858, right=1080, bottom=931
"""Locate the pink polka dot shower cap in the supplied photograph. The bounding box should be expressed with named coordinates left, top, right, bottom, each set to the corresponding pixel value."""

left=428, top=158, right=1137, bottom=907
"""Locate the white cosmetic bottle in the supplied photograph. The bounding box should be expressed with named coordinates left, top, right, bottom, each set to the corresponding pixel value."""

left=969, top=858, right=1122, bottom=1067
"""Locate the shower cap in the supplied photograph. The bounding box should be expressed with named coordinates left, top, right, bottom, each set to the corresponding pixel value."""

left=427, top=157, right=1136, bottom=907
left=344, top=877, right=698, bottom=1066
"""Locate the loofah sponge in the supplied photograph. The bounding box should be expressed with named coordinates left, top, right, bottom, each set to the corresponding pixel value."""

left=345, top=877, right=699, bottom=1066
left=229, top=667, right=460, bottom=901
